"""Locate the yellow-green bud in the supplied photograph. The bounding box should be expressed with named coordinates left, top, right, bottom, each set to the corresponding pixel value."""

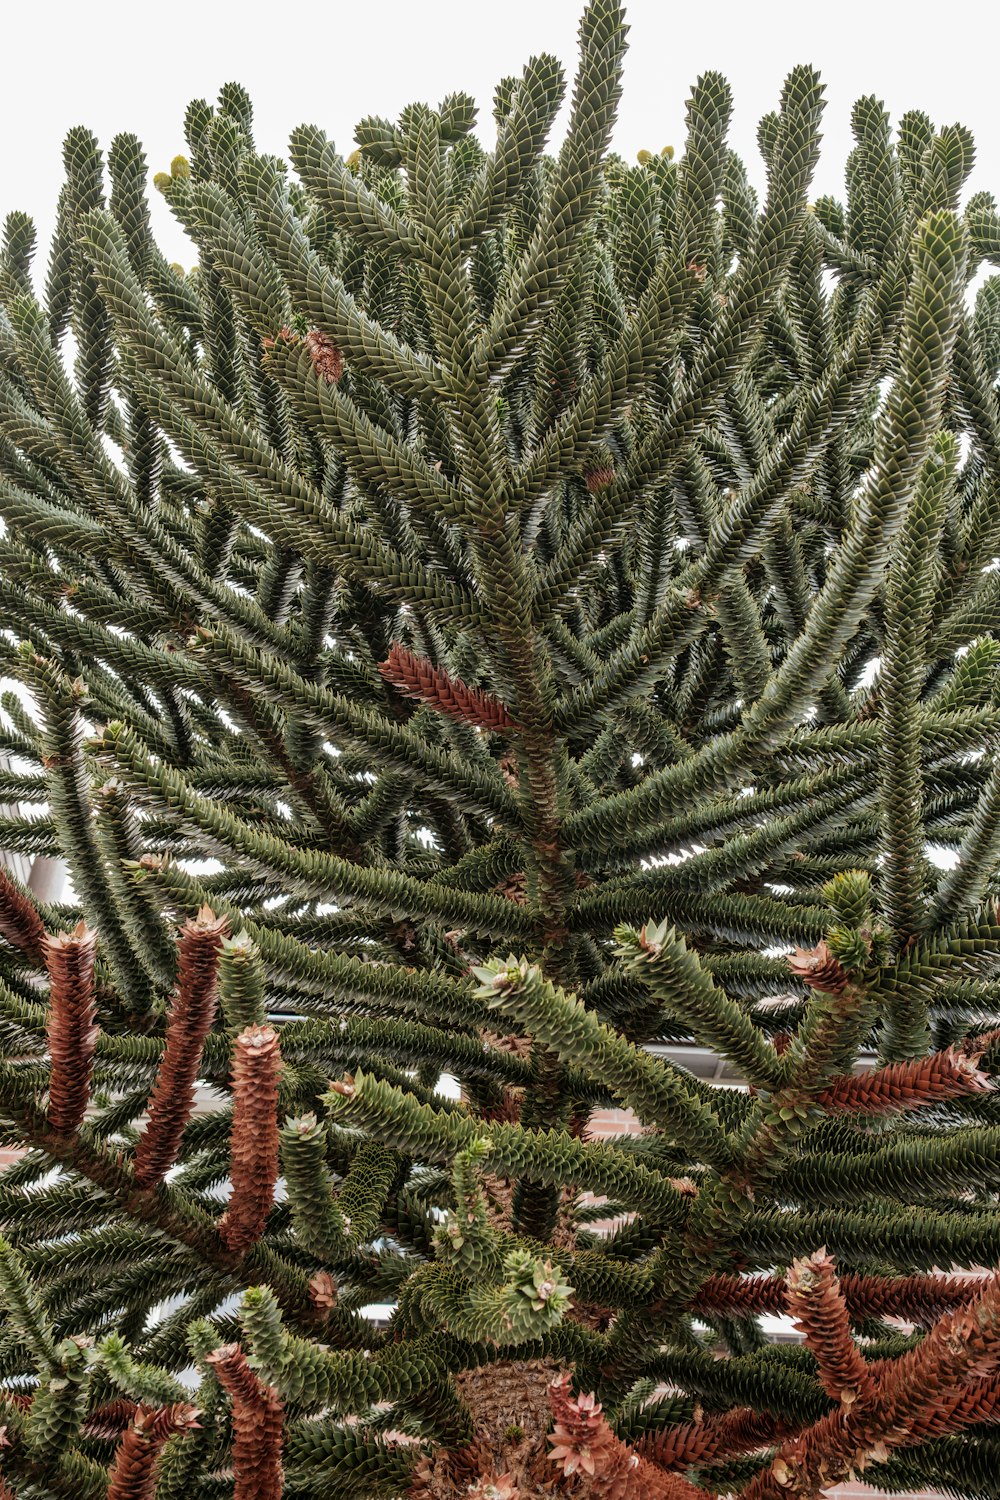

left=636, top=148, right=654, bottom=165
left=168, top=263, right=185, bottom=277
left=152, top=172, right=172, bottom=194
left=805, top=202, right=816, bottom=214
left=170, top=155, right=191, bottom=180
left=346, top=148, right=362, bottom=170
left=661, top=145, right=674, bottom=160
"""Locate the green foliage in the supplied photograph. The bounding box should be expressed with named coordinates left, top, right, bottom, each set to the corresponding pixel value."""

left=0, top=7, right=999, bottom=1499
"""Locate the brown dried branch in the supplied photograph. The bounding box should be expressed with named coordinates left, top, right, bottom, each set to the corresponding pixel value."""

left=307, top=1270, right=337, bottom=1312
left=900, top=1371, right=1000, bottom=1440
left=961, top=1026, right=1000, bottom=1059
left=205, top=1343, right=284, bottom=1500
left=878, top=1282, right=1000, bottom=1436
left=737, top=1270, right=1000, bottom=1500
left=784, top=1249, right=878, bottom=1409
left=218, top=1025, right=282, bottom=1254
left=835, top=1270, right=985, bottom=1325
left=0, top=865, right=46, bottom=967
left=409, top=1441, right=506, bottom=1500
left=261, top=326, right=343, bottom=383
left=639, top=1407, right=787, bottom=1473
left=547, top=1376, right=705, bottom=1500
left=84, top=1397, right=140, bottom=1438
left=457, top=1358, right=563, bottom=1452
left=379, top=643, right=519, bottom=733
left=786, top=941, right=848, bottom=995
left=466, top=1474, right=519, bottom=1500
left=815, top=1045, right=990, bottom=1117
left=693, top=1269, right=983, bottom=1326
left=43, top=921, right=98, bottom=1134
left=133, top=907, right=229, bottom=1188
left=304, top=329, right=344, bottom=384
left=584, top=464, right=615, bottom=494
left=106, top=1404, right=201, bottom=1500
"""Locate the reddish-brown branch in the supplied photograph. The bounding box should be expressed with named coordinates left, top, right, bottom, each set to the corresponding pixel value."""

left=205, top=1343, right=284, bottom=1500
left=0, top=1426, right=12, bottom=1479
left=893, top=1371, right=1000, bottom=1443
left=835, top=1270, right=984, bottom=1324
left=639, top=1407, right=787, bottom=1472
left=785, top=1250, right=878, bottom=1409
left=547, top=1377, right=705, bottom=1500
left=133, top=907, right=229, bottom=1188
left=218, top=1026, right=282, bottom=1254
left=303, top=329, right=344, bottom=384
left=379, top=643, right=519, bottom=734
left=692, top=1272, right=786, bottom=1318
left=936, top=1366, right=1000, bottom=1432
left=816, top=1045, right=990, bottom=1117
left=737, top=1269, right=1000, bottom=1500
left=261, top=326, right=343, bottom=384
left=106, top=1404, right=201, bottom=1500
left=0, top=866, right=46, bottom=967
left=84, top=1397, right=140, bottom=1438
left=43, top=922, right=99, bottom=1134
left=877, top=1284, right=1000, bottom=1435
left=584, top=464, right=615, bottom=493
left=693, top=1269, right=983, bottom=1326
left=692, top=1273, right=784, bottom=1318
left=786, top=941, right=848, bottom=995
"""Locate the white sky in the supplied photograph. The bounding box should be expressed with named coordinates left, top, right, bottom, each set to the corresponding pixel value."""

left=1, top=0, right=997, bottom=270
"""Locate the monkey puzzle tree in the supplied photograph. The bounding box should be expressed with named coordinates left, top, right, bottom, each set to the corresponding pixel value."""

left=2, top=4, right=1000, bottom=1497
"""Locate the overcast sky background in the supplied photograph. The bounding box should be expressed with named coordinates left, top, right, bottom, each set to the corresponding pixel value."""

left=0, top=0, right=996, bottom=270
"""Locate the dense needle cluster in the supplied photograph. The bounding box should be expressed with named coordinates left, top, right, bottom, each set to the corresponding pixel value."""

left=1, top=2, right=1000, bottom=1496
